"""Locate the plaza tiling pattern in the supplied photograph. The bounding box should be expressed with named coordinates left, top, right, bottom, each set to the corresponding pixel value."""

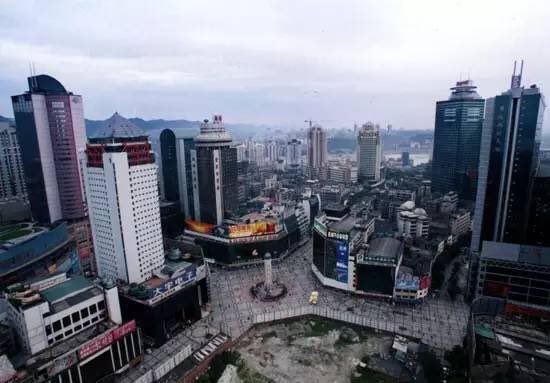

left=117, top=240, right=470, bottom=383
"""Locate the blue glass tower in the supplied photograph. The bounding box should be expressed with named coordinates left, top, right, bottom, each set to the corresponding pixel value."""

left=432, top=80, right=485, bottom=200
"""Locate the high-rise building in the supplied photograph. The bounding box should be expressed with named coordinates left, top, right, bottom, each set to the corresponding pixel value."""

left=526, top=164, right=550, bottom=247
left=471, top=63, right=546, bottom=252
left=307, top=124, right=327, bottom=170
left=266, top=141, right=277, bottom=163
left=11, top=75, right=87, bottom=223
left=191, top=115, right=238, bottom=225
left=432, top=80, right=485, bottom=200
left=0, top=121, right=27, bottom=202
left=287, top=139, right=301, bottom=167
left=357, top=122, right=381, bottom=182
left=159, top=128, right=197, bottom=219
left=84, top=113, right=164, bottom=283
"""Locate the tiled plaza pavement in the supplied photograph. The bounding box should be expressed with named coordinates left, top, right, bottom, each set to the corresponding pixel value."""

left=119, top=240, right=470, bottom=383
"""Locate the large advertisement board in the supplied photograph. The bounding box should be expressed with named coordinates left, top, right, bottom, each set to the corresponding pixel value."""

left=227, top=221, right=278, bottom=238
left=78, top=320, right=136, bottom=360
left=335, top=242, right=349, bottom=283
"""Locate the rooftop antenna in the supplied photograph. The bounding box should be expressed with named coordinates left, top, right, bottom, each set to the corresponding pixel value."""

left=511, top=60, right=523, bottom=88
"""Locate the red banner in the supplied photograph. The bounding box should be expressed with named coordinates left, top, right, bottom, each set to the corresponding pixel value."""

left=78, top=320, right=136, bottom=360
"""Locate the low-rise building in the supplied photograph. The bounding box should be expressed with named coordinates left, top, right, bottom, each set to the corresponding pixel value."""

left=5, top=273, right=121, bottom=355
left=449, top=210, right=471, bottom=237
left=396, top=201, right=430, bottom=239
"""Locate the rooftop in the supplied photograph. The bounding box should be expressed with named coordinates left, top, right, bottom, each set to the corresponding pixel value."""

left=367, top=237, right=403, bottom=259
left=41, top=275, right=93, bottom=304
left=328, top=215, right=358, bottom=233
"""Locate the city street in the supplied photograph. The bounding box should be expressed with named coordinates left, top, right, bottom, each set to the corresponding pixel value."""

left=120, top=239, right=470, bottom=383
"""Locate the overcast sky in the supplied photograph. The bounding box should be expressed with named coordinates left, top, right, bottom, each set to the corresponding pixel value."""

left=1, top=0, right=549, bottom=131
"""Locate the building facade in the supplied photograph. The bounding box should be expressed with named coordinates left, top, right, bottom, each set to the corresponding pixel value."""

left=287, top=139, right=301, bottom=167
left=159, top=128, right=197, bottom=219
left=432, top=80, right=484, bottom=200
left=357, top=122, right=381, bottom=182
left=84, top=113, right=164, bottom=283
left=471, top=65, right=546, bottom=252
left=396, top=201, right=430, bottom=238
left=307, top=124, right=327, bottom=170
left=11, top=75, right=87, bottom=223
left=526, top=164, right=550, bottom=247
left=191, top=115, right=238, bottom=225
left=0, top=121, right=27, bottom=203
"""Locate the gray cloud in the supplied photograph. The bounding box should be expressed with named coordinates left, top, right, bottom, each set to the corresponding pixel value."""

left=1, top=0, right=549, bottom=132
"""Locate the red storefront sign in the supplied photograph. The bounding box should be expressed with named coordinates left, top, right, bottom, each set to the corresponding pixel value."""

left=78, top=320, right=136, bottom=360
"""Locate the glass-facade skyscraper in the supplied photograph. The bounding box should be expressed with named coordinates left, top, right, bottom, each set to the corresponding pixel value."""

left=471, top=65, right=546, bottom=252
left=432, top=80, right=484, bottom=200
left=159, top=128, right=197, bottom=219
left=11, top=75, right=87, bottom=223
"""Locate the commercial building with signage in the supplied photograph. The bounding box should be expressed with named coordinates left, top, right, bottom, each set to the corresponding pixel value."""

left=26, top=319, right=141, bottom=383
left=184, top=211, right=298, bottom=265
left=5, top=273, right=122, bottom=356
left=355, top=237, right=403, bottom=298
left=118, top=249, right=208, bottom=346
left=312, top=214, right=375, bottom=292
left=474, top=241, right=550, bottom=314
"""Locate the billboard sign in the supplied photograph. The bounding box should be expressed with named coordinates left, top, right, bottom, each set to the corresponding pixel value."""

left=185, top=220, right=215, bottom=235
left=227, top=221, right=278, bottom=238
left=78, top=320, right=136, bottom=360
left=395, top=278, right=420, bottom=291
left=313, top=219, right=327, bottom=236
left=335, top=242, right=349, bottom=283
left=147, top=266, right=196, bottom=305
left=327, top=230, right=349, bottom=242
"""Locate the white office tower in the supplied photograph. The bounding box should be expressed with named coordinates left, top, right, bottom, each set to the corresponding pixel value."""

left=84, top=113, right=165, bottom=284
left=307, top=124, right=327, bottom=169
left=357, top=122, right=381, bottom=182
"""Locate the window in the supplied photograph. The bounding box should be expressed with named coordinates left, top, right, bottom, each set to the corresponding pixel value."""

left=53, top=321, right=61, bottom=332
left=55, top=334, right=63, bottom=341
left=63, top=316, right=71, bottom=327
left=81, top=307, right=89, bottom=318
left=83, top=321, right=90, bottom=327
left=46, top=325, right=52, bottom=335
left=90, top=304, right=98, bottom=314
left=72, top=312, right=80, bottom=322
left=74, top=325, right=82, bottom=332
left=65, top=329, right=73, bottom=336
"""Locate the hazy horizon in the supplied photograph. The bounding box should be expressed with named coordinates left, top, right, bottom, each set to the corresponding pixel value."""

left=1, top=0, right=550, bottom=132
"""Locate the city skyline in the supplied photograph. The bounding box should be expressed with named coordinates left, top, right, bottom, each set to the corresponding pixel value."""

left=1, top=1, right=550, bottom=133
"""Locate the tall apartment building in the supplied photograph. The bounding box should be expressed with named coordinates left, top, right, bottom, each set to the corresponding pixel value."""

left=307, top=124, right=327, bottom=170
left=357, top=122, right=381, bottom=182
left=0, top=121, right=27, bottom=202
left=159, top=128, right=197, bottom=219
left=84, top=113, right=165, bottom=283
left=11, top=75, right=87, bottom=223
left=471, top=63, right=546, bottom=252
left=432, top=80, right=484, bottom=200
left=287, top=139, right=301, bottom=167
left=266, top=141, right=277, bottom=163
left=191, top=115, right=238, bottom=225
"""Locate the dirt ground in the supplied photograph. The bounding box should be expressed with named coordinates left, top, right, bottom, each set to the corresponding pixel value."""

left=234, top=317, right=407, bottom=383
